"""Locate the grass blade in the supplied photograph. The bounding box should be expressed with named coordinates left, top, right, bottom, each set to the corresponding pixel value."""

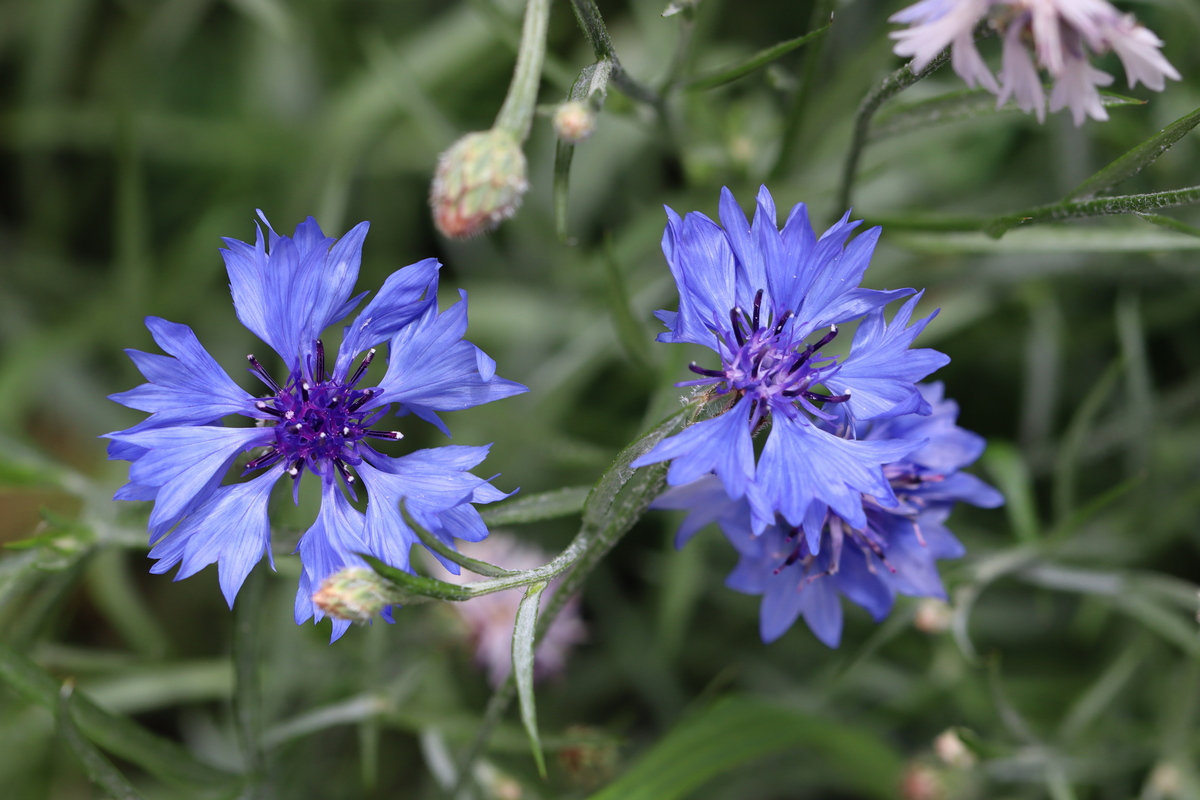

left=683, top=25, right=830, bottom=91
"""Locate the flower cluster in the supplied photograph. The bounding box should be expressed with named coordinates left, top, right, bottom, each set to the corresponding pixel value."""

left=655, top=383, right=1003, bottom=645
left=632, top=186, right=948, bottom=546
left=106, top=215, right=526, bottom=640
left=890, top=0, right=1179, bottom=125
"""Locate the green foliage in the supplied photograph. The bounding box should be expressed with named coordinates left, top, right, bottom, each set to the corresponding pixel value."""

left=0, top=0, right=1198, bottom=798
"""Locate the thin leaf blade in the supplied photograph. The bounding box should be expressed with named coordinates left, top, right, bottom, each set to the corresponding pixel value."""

left=57, top=682, right=145, bottom=800
left=585, top=696, right=902, bottom=800
left=684, top=25, right=829, bottom=91
left=1067, top=104, right=1200, bottom=201
left=513, top=581, right=548, bottom=777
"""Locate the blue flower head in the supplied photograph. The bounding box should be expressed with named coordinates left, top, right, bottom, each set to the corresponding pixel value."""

left=654, top=383, right=1003, bottom=647
left=106, top=214, right=526, bottom=641
left=631, top=187, right=949, bottom=546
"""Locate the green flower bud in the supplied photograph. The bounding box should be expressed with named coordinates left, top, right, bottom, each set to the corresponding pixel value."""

left=312, top=567, right=394, bottom=623
left=430, top=129, right=529, bottom=239
left=552, top=101, right=596, bottom=144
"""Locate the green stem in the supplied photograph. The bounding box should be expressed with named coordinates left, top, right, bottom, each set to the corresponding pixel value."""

left=568, top=0, right=663, bottom=112
left=233, top=565, right=267, bottom=792
left=495, top=0, right=553, bottom=141
left=836, top=45, right=955, bottom=214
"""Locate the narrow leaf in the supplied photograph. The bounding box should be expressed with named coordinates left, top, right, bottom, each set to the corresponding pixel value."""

left=480, top=486, right=591, bottom=526
left=57, top=682, right=145, bottom=800
left=872, top=89, right=1140, bottom=141
left=513, top=581, right=548, bottom=777
left=1137, top=212, right=1200, bottom=237
left=400, top=501, right=516, bottom=578
left=982, top=443, right=1039, bottom=543
left=1067, top=104, right=1200, bottom=201
left=585, top=696, right=902, bottom=800
left=684, top=25, right=829, bottom=90
left=0, top=642, right=240, bottom=790
left=361, top=555, right=473, bottom=603
left=602, top=235, right=653, bottom=368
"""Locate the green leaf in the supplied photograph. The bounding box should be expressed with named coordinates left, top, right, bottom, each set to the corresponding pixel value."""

left=480, top=486, right=591, bottom=527
left=602, top=235, right=653, bottom=368
left=1053, top=359, right=1123, bottom=523
left=361, top=555, right=473, bottom=603
left=684, top=25, right=829, bottom=91
left=513, top=581, right=548, bottom=777
left=1067, top=104, right=1200, bottom=201
left=872, top=89, right=1141, bottom=141
left=1136, top=212, right=1200, bottom=237
left=402, top=500, right=517, bottom=578
left=585, top=696, right=903, bottom=800
left=982, top=443, right=1039, bottom=543
left=0, top=642, right=240, bottom=790
left=57, top=682, right=145, bottom=800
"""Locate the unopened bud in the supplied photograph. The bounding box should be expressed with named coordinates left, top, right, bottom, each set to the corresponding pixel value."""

left=914, top=598, right=953, bottom=634
left=933, top=729, right=975, bottom=769
left=430, top=129, right=528, bottom=239
left=553, top=101, right=596, bottom=144
left=312, top=567, right=393, bottom=622
left=900, top=763, right=944, bottom=800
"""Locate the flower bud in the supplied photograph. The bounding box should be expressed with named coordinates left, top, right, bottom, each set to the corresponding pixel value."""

left=552, top=101, right=596, bottom=144
left=430, top=129, right=529, bottom=239
left=914, top=598, right=953, bottom=633
left=312, top=567, right=393, bottom=623
left=933, top=729, right=975, bottom=769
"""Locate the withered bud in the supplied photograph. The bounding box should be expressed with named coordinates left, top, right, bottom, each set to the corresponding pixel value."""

left=430, top=129, right=529, bottom=239
left=312, top=567, right=393, bottom=623
left=552, top=101, right=597, bottom=144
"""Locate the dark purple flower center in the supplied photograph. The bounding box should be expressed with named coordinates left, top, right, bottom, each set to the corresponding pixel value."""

left=244, top=341, right=400, bottom=488
left=684, top=289, right=849, bottom=426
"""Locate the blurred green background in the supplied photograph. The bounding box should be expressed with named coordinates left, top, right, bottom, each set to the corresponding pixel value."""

left=2, top=0, right=1200, bottom=798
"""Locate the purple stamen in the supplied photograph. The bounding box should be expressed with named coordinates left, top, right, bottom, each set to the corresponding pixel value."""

left=347, top=349, right=376, bottom=388
left=315, top=340, right=326, bottom=383
left=246, top=355, right=282, bottom=394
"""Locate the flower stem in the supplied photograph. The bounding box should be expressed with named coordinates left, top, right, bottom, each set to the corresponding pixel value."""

left=494, top=0, right=553, bottom=141
left=836, top=45, right=953, bottom=215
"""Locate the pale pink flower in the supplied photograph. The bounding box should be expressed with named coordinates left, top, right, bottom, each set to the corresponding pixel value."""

left=426, top=534, right=586, bottom=687
left=890, top=0, right=1180, bottom=126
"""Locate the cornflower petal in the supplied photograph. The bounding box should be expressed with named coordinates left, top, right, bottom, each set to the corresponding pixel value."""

left=334, top=257, right=441, bottom=379
left=372, top=291, right=527, bottom=435
left=294, top=481, right=371, bottom=642
left=148, top=466, right=284, bottom=608
left=823, top=292, right=950, bottom=421
left=631, top=396, right=756, bottom=501
left=109, top=317, right=256, bottom=427
left=107, top=426, right=273, bottom=539
left=756, top=414, right=919, bottom=545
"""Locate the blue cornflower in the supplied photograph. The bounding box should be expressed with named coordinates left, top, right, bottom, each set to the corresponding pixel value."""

left=631, top=187, right=949, bottom=544
left=106, top=214, right=526, bottom=640
left=654, top=383, right=1003, bottom=646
